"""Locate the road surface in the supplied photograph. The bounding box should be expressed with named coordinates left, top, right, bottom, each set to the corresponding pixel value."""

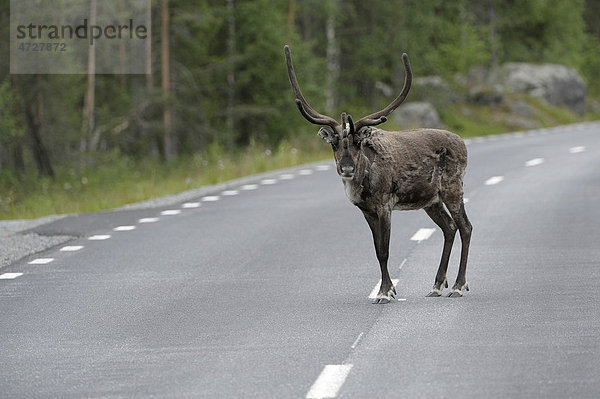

left=1, top=122, right=599, bottom=398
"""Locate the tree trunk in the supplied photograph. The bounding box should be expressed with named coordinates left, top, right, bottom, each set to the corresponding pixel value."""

left=287, top=0, right=296, bottom=34
left=118, top=0, right=127, bottom=87
left=81, top=0, right=96, bottom=153
left=146, top=1, right=154, bottom=89
left=488, top=0, right=499, bottom=73
left=161, top=0, right=174, bottom=161
left=26, top=76, right=55, bottom=178
left=10, top=75, right=25, bottom=173
left=325, top=2, right=339, bottom=115
left=226, top=0, right=236, bottom=150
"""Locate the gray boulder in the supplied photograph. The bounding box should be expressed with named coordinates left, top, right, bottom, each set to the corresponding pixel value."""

left=500, top=63, right=586, bottom=113
left=468, top=84, right=504, bottom=106
left=392, top=101, right=444, bottom=129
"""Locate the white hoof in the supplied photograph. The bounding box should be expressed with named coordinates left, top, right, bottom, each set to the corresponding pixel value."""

left=372, top=286, right=396, bottom=304
left=426, top=278, right=447, bottom=297
left=448, top=282, right=469, bottom=297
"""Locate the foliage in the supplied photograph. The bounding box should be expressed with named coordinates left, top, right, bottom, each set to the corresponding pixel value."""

left=0, top=0, right=599, bottom=218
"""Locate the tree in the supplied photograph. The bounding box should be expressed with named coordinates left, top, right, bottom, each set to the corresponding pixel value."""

left=161, top=0, right=175, bottom=161
left=81, top=0, right=97, bottom=153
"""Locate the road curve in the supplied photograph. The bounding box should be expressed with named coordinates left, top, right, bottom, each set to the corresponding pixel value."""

left=1, top=122, right=599, bottom=398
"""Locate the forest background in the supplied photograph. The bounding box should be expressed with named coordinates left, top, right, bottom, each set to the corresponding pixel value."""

left=1, top=0, right=599, bottom=219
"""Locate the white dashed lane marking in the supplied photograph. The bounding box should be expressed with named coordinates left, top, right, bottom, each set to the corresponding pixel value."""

left=113, top=225, right=136, bottom=231
left=260, top=179, right=277, bottom=185
left=241, top=184, right=258, bottom=190
left=410, top=228, right=435, bottom=243
left=0, top=273, right=23, bottom=279
left=182, top=202, right=201, bottom=208
left=569, top=146, right=585, bottom=153
left=201, top=196, right=219, bottom=202
left=316, top=164, right=331, bottom=171
left=484, top=176, right=504, bottom=186
left=161, top=210, right=181, bottom=216
left=28, top=258, right=54, bottom=265
left=525, top=158, right=544, bottom=167
left=222, top=190, right=239, bottom=196
left=350, top=333, right=364, bottom=349
left=60, top=246, right=83, bottom=252
left=88, top=235, right=111, bottom=241
left=399, top=258, right=407, bottom=270
left=298, top=169, right=313, bottom=176
left=139, top=217, right=160, bottom=223
left=306, top=364, right=353, bottom=399
left=279, top=174, right=295, bottom=180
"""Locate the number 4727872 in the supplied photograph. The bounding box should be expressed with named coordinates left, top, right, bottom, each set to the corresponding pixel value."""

left=18, top=42, right=67, bottom=52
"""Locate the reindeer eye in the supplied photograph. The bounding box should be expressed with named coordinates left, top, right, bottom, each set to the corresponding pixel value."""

left=331, top=138, right=339, bottom=150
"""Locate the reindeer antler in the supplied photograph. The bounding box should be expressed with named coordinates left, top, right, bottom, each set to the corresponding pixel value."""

left=354, top=53, right=412, bottom=131
left=284, top=45, right=340, bottom=130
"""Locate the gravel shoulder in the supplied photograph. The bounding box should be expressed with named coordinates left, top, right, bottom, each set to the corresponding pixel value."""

left=0, top=215, right=72, bottom=268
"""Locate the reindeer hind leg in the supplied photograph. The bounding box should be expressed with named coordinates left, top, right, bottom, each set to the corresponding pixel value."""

left=424, top=202, right=456, bottom=297
left=446, top=200, right=472, bottom=297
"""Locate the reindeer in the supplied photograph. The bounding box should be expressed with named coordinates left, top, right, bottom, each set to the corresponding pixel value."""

left=284, top=45, right=472, bottom=303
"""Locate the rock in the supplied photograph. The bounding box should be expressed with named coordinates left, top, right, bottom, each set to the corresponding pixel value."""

left=374, top=81, right=395, bottom=97
left=414, top=75, right=449, bottom=90
left=411, top=76, right=461, bottom=105
left=392, top=101, right=444, bottom=129
left=468, top=84, right=504, bottom=106
left=500, top=63, right=586, bottom=114
left=506, top=100, right=537, bottom=118
left=454, top=66, right=493, bottom=88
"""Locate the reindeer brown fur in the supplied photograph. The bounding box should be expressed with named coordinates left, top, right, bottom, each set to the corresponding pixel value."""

left=284, top=45, right=472, bottom=303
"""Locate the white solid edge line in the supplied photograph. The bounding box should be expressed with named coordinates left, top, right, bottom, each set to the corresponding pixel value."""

left=306, top=364, right=353, bottom=399
left=0, top=273, right=24, bottom=279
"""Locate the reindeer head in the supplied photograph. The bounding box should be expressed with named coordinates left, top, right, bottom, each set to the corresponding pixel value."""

left=284, top=45, right=412, bottom=180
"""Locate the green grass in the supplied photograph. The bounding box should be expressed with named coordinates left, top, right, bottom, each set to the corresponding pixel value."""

left=439, top=94, right=597, bottom=137
left=0, top=139, right=331, bottom=220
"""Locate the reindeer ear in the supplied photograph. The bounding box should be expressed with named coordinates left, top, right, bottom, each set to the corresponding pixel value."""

left=354, top=126, right=373, bottom=143
left=317, top=127, right=338, bottom=146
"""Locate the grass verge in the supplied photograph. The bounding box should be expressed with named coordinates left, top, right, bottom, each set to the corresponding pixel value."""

left=0, top=138, right=331, bottom=220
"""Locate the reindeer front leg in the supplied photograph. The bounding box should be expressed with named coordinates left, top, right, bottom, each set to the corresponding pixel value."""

left=363, top=209, right=395, bottom=304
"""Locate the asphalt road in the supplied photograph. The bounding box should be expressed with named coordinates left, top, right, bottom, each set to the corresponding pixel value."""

left=1, top=122, right=599, bottom=398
